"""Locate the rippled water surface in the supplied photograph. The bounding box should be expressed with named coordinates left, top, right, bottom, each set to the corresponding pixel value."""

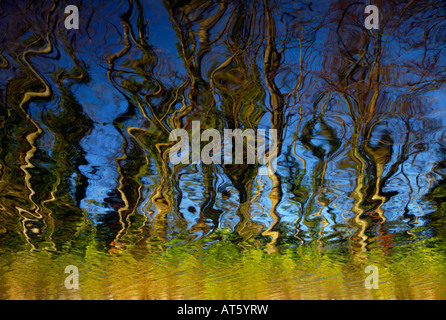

left=1, top=0, right=446, bottom=299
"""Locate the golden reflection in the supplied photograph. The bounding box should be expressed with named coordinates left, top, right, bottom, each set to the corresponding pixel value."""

left=0, top=0, right=445, bottom=300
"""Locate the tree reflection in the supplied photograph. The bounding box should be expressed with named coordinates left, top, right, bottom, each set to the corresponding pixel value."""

left=0, top=0, right=444, bottom=258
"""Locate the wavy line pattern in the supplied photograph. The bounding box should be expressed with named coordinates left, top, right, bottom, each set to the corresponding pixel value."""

left=0, top=0, right=445, bottom=299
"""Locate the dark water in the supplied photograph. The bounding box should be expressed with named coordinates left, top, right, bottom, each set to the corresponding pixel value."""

left=0, top=0, right=446, bottom=299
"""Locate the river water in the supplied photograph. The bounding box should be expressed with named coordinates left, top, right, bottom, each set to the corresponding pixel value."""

left=0, top=0, right=445, bottom=299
